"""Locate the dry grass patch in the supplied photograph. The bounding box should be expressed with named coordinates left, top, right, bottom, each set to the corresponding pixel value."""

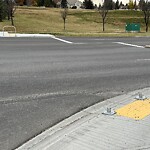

left=0, top=7, right=150, bottom=36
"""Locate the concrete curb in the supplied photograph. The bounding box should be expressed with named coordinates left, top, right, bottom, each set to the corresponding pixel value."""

left=15, top=87, right=150, bottom=150
left=145, top=45, right=150, bottom=48
left=0, top=32, right=55, bottom=38
left=16, top=34, right=55, bottom=38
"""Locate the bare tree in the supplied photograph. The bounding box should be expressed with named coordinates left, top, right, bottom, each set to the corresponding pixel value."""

left=142, top=0, right=150, bottom=32
left=98, top=4, right=108, bottom=32
left=61, top=8, right=68, bottom=30
left=139, top=0, right=150, bottom=32
left=5, top=0, right=16, bottom=26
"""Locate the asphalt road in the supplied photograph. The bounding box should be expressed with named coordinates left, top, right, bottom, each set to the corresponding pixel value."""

left=0, top=37, right=150, bottom=150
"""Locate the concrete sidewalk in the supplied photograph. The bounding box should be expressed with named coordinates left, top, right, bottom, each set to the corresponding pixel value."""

left=16, top=88, right=150, bottom=150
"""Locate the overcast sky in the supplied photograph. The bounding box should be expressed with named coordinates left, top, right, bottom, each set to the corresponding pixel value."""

left=91, top=0, right=129, bottom=5
left=68, top=0, right=129, bottom=6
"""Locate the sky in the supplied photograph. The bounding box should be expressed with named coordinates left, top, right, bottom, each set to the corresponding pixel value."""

left=68, top=0, right=129, bottom=6
left=91, top=0, right=129, bottom=5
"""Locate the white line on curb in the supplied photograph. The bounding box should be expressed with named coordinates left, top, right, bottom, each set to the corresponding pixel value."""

left=0, top=32, right=73, bottom=44
left=114, top=42, right=144, bottom=48
left=51, top=36, right=73, bottom=44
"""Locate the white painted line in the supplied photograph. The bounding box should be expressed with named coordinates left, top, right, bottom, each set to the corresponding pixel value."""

left=72, top=42, right=86, bottom=45
left=16, top=34, right=54, bottom=38
left=114, top=42, right=144, bottom=48
left=51, top=36, right=73, bottom=44
left=92, top=39, right=113, bottom=41
left=137, top=59, right=150, bottom=61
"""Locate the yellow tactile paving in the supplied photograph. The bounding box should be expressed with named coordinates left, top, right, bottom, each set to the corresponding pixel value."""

left=116, top=99, right=150, bottom=120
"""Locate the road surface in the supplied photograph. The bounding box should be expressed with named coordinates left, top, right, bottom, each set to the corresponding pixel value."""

left=0, top=37, right=150, bottom=150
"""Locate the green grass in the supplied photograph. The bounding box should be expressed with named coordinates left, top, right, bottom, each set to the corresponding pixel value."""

left=0, top=7, right=150, bottom=37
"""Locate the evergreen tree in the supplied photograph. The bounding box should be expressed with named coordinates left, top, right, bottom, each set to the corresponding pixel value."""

left=139, top=0, right=144, bottom=10
left=44, top=0, right=51, bottom=7
left=94, top=4, right=98, bottom=9
left=128, top=0, right=134, bottom=9
left=134, top=0, right=137, bottom=10
left=104, top=0, right=113, bottom=10
left=115, top=0, right=119, bottom=9
left=83, top=0, right=94, bottom=9
left=119, top=1, right=123, bottom=8
left=0, top=0, right=3, bottom=21
left=61, top=0, right=67, bottom=8
left=44, top=0, right=55, bottom=7
left=0, top=0, right=7, bottom=22
left=37, top=0, right=43, bottom=6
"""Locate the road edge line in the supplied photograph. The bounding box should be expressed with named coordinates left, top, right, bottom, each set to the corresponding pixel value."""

left=114, top=42, right=144, bottom=48
left=51, top=36, right=73, bottom=44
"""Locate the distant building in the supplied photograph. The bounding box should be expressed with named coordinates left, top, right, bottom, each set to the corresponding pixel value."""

left=67, top=0, right=83, bottom=8
left=53, top=0, right=61, bottom=7
left=54, top=0, right=83, bottom=9
left=74, top=0, right=83, bottom=9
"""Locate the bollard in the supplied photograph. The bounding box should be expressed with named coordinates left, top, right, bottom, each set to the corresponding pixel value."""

left=102, top=107, right=116, bottom=115
left=135, top=92, right=146, bottom=100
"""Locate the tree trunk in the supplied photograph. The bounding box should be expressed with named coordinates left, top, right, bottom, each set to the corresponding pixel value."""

left=11, top=16, right=14, bottom=26
left=102, top=18, right=105, bottom=32
left=10, top=10, right=14, bottom=26
left=99, top=9, right=108, bottom=32
left=64, top=19, right=65, bottom=30
left=146, top=23, right=148, bottom=32
left=144, top=10, right=149, bottom=32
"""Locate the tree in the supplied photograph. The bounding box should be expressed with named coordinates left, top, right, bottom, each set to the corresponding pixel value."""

left=0, top=0, right=7, bottom=22
left=139, top=0, right=144, bottom=9
left=0, top=0, right=3, bottom=21
left=44, top=0, right=56, bottom=7
left=61, top=0, right=67, bottom=8
left=104, top=0, right=114, bottom=10
left=61, top=8, right=68, bottom=30
left=134, top=0, right=137, bottom=10
left=15, top=0, right=24, bottom=6
left=36, top=0, right=44, bottom=6
left=140, top=0, right=150, bottom=32
left=83, top=0, right=94, bottom=9
left=128, top=0, right=134, bottom=9
left=119, top=1, right=124, bottom=9
left=115, top=0, right=120, bottom=9
left=5, top=0, right=16, bottom=26
left=98, top=0, right=109, bottom=32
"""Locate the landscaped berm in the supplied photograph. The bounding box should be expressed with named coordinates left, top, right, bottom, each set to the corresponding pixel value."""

left=0, top=7, right=150, bottom=37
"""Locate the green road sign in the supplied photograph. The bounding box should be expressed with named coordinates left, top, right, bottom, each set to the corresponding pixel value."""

left=126, top=23, right=140, bottom=32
